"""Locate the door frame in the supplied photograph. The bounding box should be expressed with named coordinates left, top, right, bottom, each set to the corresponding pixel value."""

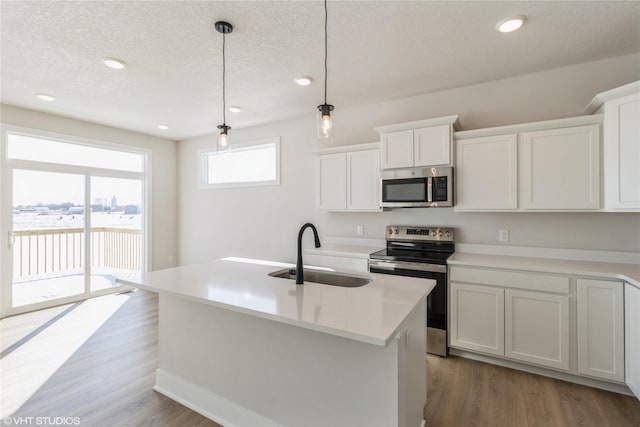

left=0, top=124, right=151, bottom=318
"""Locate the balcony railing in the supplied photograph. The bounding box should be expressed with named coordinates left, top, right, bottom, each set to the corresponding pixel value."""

left=12, top=227, right=141, bottom=283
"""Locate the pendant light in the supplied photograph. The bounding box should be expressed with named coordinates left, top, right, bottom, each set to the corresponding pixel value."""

left=215, top=21, right=233, bottom=152
left=317, top=0, right=334, bottom=142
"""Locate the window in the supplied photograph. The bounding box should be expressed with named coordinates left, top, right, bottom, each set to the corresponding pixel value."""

left=8, top=133, right=144, bottom=172
left=199, top=137, right=280, bottom=189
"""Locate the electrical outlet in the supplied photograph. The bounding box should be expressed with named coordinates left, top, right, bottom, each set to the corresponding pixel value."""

left=499, top=229, right=509, bottom=242
left=356, top=225, right=364, bottom=236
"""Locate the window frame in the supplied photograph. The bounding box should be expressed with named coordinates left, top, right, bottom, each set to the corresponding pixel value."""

left=198, top=137, right=281, bottom=190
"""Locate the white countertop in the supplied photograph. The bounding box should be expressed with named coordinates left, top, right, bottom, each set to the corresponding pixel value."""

left=117, top=257, right=434, bottom=347
left=303, top=243, right=382, bottom=259
left=448, top=253, right=640, bottom=288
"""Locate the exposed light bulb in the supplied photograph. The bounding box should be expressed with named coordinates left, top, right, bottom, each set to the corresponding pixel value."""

left=322, top=115, right=333, bottom=131
left=317, top=104, right=334, bottom=141
left=217, top=131, right=230, bottom=152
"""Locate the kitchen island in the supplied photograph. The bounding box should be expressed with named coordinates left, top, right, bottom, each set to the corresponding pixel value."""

left=117, top=257, right=435, bottom=427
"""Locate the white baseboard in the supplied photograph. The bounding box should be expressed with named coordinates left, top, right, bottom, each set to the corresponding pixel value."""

left=154, top=369, right=281, bottom=427
left=449, top=348, right=634, bottom=396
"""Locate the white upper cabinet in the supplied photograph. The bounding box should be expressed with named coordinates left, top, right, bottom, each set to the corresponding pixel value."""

left=454, top=115, right=602, bottom=212
left=521, top=125, right=600, bottom=210
left=347, top=149, right=380, bottom=210
left=455, top=134, right=518, bottom=210
left=380, top=130, right=413, bottom=169
left=587, top=81, right=640, bottom=211
left=414, top=125, right=451, bottom=166
left=376, top=116, right=459, bottom=170
left=316, top=152, right=347, bottom=210
left=315, top=143, right=381, bottom=212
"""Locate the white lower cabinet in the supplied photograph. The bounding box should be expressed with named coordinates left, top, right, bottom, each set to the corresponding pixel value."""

left=625, top=283, right=640, bottom=400
left=577, top=279, right=624, bottom=382
left=450, top=282, right=504, bottom=356
left=505, top=289, right=570, bottom=371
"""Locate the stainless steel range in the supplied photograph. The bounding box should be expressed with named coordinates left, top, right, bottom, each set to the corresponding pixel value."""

left=369, top=225, right=454, bottom=357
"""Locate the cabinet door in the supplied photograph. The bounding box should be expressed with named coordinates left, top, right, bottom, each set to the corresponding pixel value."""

left=604, top=93, right=640, bottom=210
left=381, top=130, right=413, bottom=169
left=450, top=282, right=505, bottom=356
left=522, top=125, right=600, bottom=210
left=455, top=134, right=517, bottom=210
left=316, top=153, right=346, bottom=210
left=347, top=149, right=381, bottom=211
left=577, top=279, right=624, bottom=382
left=626, top=283, right=640, bottom=400
left=505, top=290, right=569, bottom=370
left=414, top=125, right=450, bottom=166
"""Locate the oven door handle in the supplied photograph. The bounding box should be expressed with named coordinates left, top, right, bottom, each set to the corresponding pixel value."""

left=427, top=177, right=433, bottom=202
left=369, top=260, right=446, bottom=274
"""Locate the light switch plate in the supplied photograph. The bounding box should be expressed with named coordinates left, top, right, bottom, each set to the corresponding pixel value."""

left=499, top=229, right=509, bottom=242
left=357, top=225, right=364, bottom=236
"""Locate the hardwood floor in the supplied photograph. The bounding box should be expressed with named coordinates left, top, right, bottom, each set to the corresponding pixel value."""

left=1, top=289, right=219, bottom=427
left=1, top=289, right=639, bottom=426
left=425, top=354, right=640, bottom=427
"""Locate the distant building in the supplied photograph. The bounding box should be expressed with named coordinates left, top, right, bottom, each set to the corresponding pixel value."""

left=124, top=205, right=140, bottom=215
left=111, top=195, right=117, bottom=208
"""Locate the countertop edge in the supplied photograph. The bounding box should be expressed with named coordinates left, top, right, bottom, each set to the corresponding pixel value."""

left=447, top=254, right=640, bottom=288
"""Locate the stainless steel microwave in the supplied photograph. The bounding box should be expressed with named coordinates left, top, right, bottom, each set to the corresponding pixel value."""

left=381, top=166, right=453, bottom=208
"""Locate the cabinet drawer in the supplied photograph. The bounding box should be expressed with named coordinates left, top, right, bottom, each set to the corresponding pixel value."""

left=449, top=266, right=569, bottom=294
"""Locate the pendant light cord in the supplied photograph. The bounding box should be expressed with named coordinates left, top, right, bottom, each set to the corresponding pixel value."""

left=323, top=0, right=328, bottom=105
left=222, top=32, right=227, bottom=125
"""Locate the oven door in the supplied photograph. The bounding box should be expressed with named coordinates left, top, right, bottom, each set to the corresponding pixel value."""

left=369, top=260, right=448, bottom=356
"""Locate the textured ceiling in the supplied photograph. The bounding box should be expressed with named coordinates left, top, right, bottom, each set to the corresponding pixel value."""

left=1, top=1, right=639, bottom=140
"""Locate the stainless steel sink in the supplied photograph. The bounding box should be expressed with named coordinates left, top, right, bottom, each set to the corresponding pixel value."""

left=268, top=268, right=372, bottom=287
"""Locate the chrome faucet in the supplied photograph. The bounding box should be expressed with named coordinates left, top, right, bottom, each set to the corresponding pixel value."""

left=296, top=223, right=321, bottom=284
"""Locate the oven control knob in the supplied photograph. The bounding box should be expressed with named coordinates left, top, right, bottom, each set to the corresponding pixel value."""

left=430, top=231, right=436, bottom=237
left=395, top=229, right=399, bottom=234
left=445, top=231, right=451, bottom=238
left=438, top=231, right=443, bottom=237
left=388, top=228, right=393, bottom=235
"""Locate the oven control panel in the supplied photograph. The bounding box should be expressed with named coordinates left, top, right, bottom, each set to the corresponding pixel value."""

left=386, top=225, right=454, bottom=242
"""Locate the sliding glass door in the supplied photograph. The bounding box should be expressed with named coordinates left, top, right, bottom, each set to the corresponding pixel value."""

left=1, top=126, right=148, bottom=316
left=89, top=176, right=143, bottom=292
left=12, top=170, right=86, bottom=307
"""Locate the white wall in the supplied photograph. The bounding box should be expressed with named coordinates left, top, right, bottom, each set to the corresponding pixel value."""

left=179, top=53, right=640, bottom=265
left=0, top=104, right=179, bottom=271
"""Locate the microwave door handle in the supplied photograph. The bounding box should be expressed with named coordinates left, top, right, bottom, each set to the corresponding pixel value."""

left=427, top=177, right=433, bottom=202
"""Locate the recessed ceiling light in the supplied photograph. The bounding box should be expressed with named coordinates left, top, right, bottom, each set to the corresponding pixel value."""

left=157, top=124, right=169, bottom=130
left=103, top=57, right=127, bottom=69
left=496, top=16, right=526, bottom=33
left=36, top=93, right=56, bottom=102
left=228, top=106, right=242, bottom=113
left=294, top=76, right=313, bottom=86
